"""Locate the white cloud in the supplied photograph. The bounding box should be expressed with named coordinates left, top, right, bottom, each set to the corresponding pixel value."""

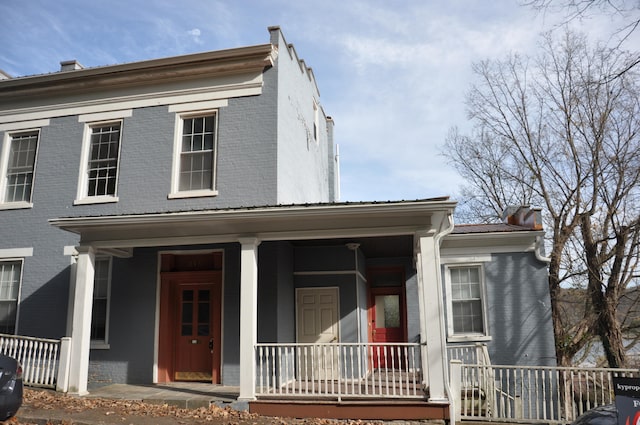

left=187, top=28, right=203, bottom=45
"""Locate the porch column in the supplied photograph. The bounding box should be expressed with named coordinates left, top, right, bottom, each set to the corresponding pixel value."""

left=238, top=237, right=260, bottom=401
left=415, top=231, right=448, bottom=402
left=68, top=245, right=95, bottom=395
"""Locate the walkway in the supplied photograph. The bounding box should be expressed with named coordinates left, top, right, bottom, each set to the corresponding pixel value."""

left=86, top=382, right=243, bottom=410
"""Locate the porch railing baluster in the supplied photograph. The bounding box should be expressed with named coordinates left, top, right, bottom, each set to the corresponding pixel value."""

left=254, top=342, right=424, bottom=400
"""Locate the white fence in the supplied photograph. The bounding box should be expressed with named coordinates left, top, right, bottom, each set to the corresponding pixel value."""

left=450, top=362, right=640, bottom=424
left=0, top=333, right=63, bottom=389
left=256, top=343, right=423, bottom=400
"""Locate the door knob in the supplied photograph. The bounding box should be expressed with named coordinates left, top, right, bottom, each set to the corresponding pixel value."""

left=209, top=338, right=214, bottom=352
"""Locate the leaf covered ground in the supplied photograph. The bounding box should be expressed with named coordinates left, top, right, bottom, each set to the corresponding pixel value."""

left=9, top=388, right=384, bottom=425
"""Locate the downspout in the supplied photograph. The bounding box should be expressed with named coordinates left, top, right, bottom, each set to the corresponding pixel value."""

left=433, top=211, right=456, bottom=424
left=534, top=235, right=551, bottom=263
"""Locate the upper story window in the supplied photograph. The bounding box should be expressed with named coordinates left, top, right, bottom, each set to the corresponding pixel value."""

left=169, top=111, right=218, bottom=198
left=87, top=124, right=121, bottom=197
left=75, top=120, right=123, bottom=204
left=3, top=131, right=39, bottom=204
left=445, top=264, right=489, bottom=341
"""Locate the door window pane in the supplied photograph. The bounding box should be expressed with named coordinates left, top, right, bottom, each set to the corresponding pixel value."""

left=375, top=295, right=400, bottom=328
left=181, top=290, right=194, bottom=336
left=197, top=290, right=210, bottom=336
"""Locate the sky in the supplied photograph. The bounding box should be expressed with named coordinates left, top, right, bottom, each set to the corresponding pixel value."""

left=0, top=0, right=636, bottom=202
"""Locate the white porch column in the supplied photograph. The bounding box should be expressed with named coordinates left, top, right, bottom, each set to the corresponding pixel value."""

left=238, top=237, right=260, bottom=401
left=416, top=231, right=448, bottom=402
left=68, top=245, right=95, bottom=395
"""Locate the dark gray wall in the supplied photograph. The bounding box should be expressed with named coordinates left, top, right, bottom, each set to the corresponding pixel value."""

left=485, top=252, right=555, bottom=366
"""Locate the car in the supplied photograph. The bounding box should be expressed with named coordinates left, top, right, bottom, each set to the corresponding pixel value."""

left=0, top=354, right=22, bottom=420
left=571, top=404, right=617, bottom=425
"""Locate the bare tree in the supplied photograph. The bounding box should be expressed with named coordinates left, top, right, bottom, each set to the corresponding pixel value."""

left=525, top=0, right=640, bottom=77
left=443, top=31, right=640, bottom=367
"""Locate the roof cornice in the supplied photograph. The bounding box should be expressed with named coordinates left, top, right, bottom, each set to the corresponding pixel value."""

left=0, top=44, right=275, bottom=101
left=49, top=200, right=457, bottom=247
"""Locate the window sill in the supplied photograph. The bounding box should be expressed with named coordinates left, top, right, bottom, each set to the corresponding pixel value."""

left=168, top=190, right=218, bottom=199
left=90, top=342, right=110, bottom=350
left=0, top=202, right=33, bottom=210
left=447, top=335, right=492, bottom=343
left=74, top=196, right=119, bottom=205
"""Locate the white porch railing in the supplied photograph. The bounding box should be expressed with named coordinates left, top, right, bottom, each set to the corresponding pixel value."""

left=256, top=343, right=424, bottom=400
left=447, top=343, right=491, bottom=366
left=450, top=362, right=639, bottom=424
left=0, top=333, right=62, bottom=389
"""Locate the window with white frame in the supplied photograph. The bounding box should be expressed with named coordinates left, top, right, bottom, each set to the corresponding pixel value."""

left=0, top=260, right=22, bottom=334
left=91, top=256, right=111, bottom=345
left=170, top=112, right=218, bottom=197
left=76, top=121, right=122, bottom=203
left=446, top=265, right=488, bottom=339
left=1, top=130, right=39, bottom=205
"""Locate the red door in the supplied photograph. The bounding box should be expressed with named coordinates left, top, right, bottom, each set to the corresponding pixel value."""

left=369, top=268, right=407, bottom=369
left=174, top=283, right=221, bottom=382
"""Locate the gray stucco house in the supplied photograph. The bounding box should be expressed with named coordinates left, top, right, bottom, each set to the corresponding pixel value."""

left=0, top=27, right=555, bottom=421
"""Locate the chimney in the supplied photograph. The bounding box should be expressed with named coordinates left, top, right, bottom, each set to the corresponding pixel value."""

left=60, top=60, right=84, bottom=72
left=502, top=205, right=543, bottom=230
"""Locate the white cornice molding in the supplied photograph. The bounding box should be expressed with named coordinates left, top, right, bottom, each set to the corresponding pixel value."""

left=0, top=44, right=274, bottom=96
left=0, top=78, right=263, bottom=124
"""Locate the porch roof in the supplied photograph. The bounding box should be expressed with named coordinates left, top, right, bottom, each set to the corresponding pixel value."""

left=49, top=198, right=457, bottom=250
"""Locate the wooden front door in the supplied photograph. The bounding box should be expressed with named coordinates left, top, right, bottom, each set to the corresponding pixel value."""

left=175, top=284, right=218, bottom=381
left=368, top=268, right=407, bottom=369
left=158, top=269, right=222, bottom=384
left=296, top=287, right=340, bottom=380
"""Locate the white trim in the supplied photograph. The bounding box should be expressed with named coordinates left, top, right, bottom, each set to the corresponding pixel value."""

left=78, top=110, right=132, bottom=123
left=293, top=270, right=367, bottom=281
left=0, top=128, right=41, bottom=208
left=0, top=119, right=51, bottom=132
left=75, top=120, right=123, bottom=204
left=167, top=190, right=218, bottom=200
left=0, top=78, right=263, bottom=124
left=169, top=110, right=219, bottom=197
left=64, top=246, right=78, bottom=256
left=441, top=245, right=536, bottom=257
left=0, top=248, right=34, bottom=258
left=443, top=263, right=490, bottom=341
left=0, top=202, right=33, bottom=210
left=74, top=196, right=120, bottom=206
left=440, top=255, right=492, bottom=265
left=168, top=100, right=228, bottom=113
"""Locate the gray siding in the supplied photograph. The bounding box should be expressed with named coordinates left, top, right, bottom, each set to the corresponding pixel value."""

left=444, top=252, right=556, bottom=367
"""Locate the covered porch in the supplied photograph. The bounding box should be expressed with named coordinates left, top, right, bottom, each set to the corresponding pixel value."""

left=49, top=199, right=456, bottom=420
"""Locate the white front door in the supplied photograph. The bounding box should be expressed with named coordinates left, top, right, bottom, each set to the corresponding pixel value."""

left=296, top=287, right=339, bottom=380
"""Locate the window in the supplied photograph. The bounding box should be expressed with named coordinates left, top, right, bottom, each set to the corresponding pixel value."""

left=1, top=131, right=39, bottom=206
left=75, top=121, right=122, bottom=204
left=91, top=257, right=111, bottom=346
left=170, top=112, right=218, bottom=198
left=87, top=124, right=120, bottom=197
left=0, top=261, right=21, bottom=334
left=446, top=265, right=489, bottom=340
